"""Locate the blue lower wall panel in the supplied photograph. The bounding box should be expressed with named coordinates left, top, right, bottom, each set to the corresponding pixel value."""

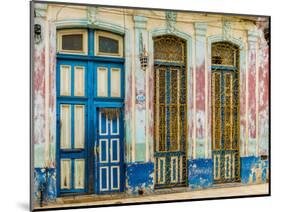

left=126, top=162, right=154, bottom=195
left=33, top=157, right=268, bottom=201
left=188, top=159, right=213, bottom=189
left=34, top=168, right=56, bottom=202
left=240, top=156, right=268, bottom=184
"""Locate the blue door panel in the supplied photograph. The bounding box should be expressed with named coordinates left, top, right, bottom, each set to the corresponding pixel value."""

left=96, top=108, right=124, bottom=194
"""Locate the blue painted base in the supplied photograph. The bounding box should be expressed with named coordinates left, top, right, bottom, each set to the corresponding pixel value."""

left=240, top=156, right=268, bottom=184
left=188, top=159, right=213, bottom=189
left=33, top=157, right=268, bottom=201
left=125, top=162, right=154, bottom=195
left=187, top=156, right=269, bottom=189
left=34, top=168, right=57, bottom=203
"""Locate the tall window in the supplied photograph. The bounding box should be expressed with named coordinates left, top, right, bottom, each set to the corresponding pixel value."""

left=211, top=41, right=240, bottom=183
left=154, top=35, right=187, bottom=152
left=153, top=35, right=187, bottom=187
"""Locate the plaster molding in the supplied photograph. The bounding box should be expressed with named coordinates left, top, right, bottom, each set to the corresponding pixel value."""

left=248, top=29, right=259, bottom=49
left=133, top=15, right=148, bottom=29
left=194, top=23, right=208, bottom=37
left=34, top=3, right=48, bottom=18
left=87, top=6, right=98, bottom=25
left=165, top=11, right=177, bottom=33
left=55, top=19, right=128, bottom=35
left=222, top=20, right=232, bottom=41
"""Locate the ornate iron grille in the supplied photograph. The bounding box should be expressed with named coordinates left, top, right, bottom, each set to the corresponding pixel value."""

left=211, top=42, right=240, bottom=183
left=212, top=42, right=237, bottom=67
left=154, top=35, right=185, bottom=63
left=154, top=35, right=187, bottom=188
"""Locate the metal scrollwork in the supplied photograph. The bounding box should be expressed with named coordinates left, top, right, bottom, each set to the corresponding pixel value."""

left=154, top=35, right=187, bottom=188
left=211, top=41, right=240, bottom=183
left=154, top=35, right=185, bottom=63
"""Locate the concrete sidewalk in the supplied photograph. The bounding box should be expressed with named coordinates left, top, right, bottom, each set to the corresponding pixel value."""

left=34, top=183, right=269, bottom=210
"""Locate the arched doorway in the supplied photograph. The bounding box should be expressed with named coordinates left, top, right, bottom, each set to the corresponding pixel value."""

left=211, top=41, right=240, bottom=183
left=153, top=35, right=187, bottom=188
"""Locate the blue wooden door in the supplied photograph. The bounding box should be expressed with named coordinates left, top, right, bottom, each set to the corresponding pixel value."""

left=154, top=65, right=187, bottom=188
left=96, top=108, right=124, bottom=193
left=56, top=60, right=88, bottom=195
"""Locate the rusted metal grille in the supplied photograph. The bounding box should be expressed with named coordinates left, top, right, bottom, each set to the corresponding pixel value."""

left=154, top=35, right=187, bottom=187
left=211, top=42, right=240, bottom=183
left=154, top=35, right=185, bottom=63
left=212, top=42, right=237, bottom=67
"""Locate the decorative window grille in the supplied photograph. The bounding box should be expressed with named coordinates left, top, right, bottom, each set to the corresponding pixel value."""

left=211, top=41, right=240, bottom=183
left=153, top=35, right=187, bottom=187
left=154, top=35, right=185, bottom=64
left=154, top=35, right=187, bottom=153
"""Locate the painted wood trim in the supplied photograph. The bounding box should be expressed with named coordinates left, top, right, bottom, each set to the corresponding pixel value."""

left=74, top=105, right=85, bottom=149
left=110, top=68, right=121, bottom=98
left=110, top=113, right=119, bottom=135
left=74, top=159, right=85, bottom=189
left=57, top=29, right=88, bottom=55
left=110, top=166, right=120, bottom=190
left=97, top=67, right=108, bottom=97
left=99, top=139, right=109, bottom=163
left=95, top=30, right=124, bottom=57
left=74, top=66, right=85, bottom=97
left=99, top=166, right=109, bottom=191
left=110, top=139, right=120, bottom=163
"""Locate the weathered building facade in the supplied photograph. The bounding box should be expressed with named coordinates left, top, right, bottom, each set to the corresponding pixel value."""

left=32, top=2, right=269, bottom=204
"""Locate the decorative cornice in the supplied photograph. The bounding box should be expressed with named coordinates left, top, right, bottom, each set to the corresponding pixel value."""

left=34, top=3, right=48, bottom=18
left=194, top=23, right=207, bottom=37
left=166, top=11, right=177, bottom=33
left=133, top=15, right=148, bottom=29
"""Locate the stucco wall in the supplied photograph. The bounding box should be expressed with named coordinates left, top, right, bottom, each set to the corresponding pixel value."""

left=32, top=3, right=269, bottom=201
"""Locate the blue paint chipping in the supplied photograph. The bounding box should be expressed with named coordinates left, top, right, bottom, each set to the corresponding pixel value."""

left=126, top=162, right=154, bottom=195
left=34, top=168, right=57, bottom=203
left=188, top=159, right=213, bottom=189
left=34, top=157, right=269, bottom=201
left=240, top=156, right=268, bottom=184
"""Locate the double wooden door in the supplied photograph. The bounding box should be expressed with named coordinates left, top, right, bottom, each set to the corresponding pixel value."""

left=56, top=60, right=124, bottom=195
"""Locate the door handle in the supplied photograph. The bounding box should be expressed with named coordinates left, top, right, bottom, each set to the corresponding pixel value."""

left=95, top=146, right=100, bottom=157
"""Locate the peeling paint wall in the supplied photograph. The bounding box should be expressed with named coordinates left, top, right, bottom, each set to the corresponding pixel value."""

left=33, top=6, right=46, bottom=167
left=126, top=162, right=154, bottom=194
left=32, top=3, right=269, bottom=200
left=188, top=159, right=212, bottom=188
